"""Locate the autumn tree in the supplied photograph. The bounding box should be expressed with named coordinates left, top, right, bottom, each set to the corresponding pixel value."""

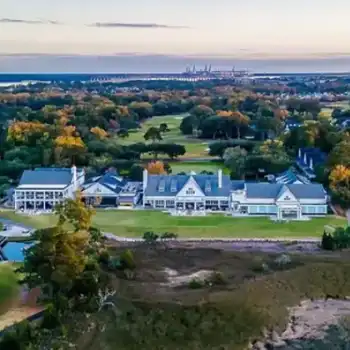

left=146, top=161, right=167, bottom=175
left=19, top=193, right=105, bottom=313
left=229, top=111, right=250, bottom=139
left=7, top=121, right=48, bottom=146
left=329, top=165, right=350, bottom=223
left=90, top=126, right=108, bottom=140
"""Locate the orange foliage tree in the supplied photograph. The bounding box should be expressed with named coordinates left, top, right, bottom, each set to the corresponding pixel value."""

left=146, top=161, right=166, bottom=175
left=329, top=165, right=350, bottom=222
left=7, top=121, right=48, bottom=144
left=90, top=126, right=108, bottom=140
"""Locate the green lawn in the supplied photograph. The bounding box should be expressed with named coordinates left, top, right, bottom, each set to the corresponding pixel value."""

left=0, top=210, right=346, bottom=239
left=0, top=264, right=19, bottom=315
left=117, top=114, right=212, bottom=158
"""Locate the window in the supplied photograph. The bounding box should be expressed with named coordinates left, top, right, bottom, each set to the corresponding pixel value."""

left=258, top=206, right=267, bottom=214
left=159, top=180, right=165, bottom=192
left=155, top=200, right=164, bottom=208
left=170, top=180, right=177, bottom=192
left=308, top=206, right=316, bottom=214
left=166, top=200, right=175, bottom=208
left=250, top=205, right=258, bottom=213
left=186, top=188, right=195, bottom=195
left=205, top=180, right=211, bottom=193
left=283, top=196, right=291, bottom=200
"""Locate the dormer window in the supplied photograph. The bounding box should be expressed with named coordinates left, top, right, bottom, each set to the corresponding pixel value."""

left=159, top=180, right=165, bottom=192
left=205, top=180, right=211, bottom=193
left=170, top=180, right=177, bottom=192
left=186, top=188, right=195, bottom=195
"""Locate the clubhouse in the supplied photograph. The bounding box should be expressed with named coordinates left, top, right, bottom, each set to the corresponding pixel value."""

left=14, top=166, right=328, bottom=220
left=142, top=169, right=328, bottom=220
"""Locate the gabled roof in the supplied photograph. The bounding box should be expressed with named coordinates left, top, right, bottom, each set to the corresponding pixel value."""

left=19, top=169, right=73, bottom=186
left=275, top=168, right=310, bottom=185
left=82, top=171, right=127, bottom=194
left=246, top=182, right=326, bottom=200
left=144, top=174, right=232, bottom=197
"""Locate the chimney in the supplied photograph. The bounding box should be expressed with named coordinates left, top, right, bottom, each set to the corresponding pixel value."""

left=71, top=165, right=77, bottom=191
left=298, top=148, right=302, bottom=158
left=143, top=169, right=148, bottom=191
left=218, top=169, right=223, bottom=188
left=303, top=153, right=307, bottom=164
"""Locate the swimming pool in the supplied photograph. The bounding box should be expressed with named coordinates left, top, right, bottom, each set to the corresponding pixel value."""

left=2, top=242, right=33, bottom=262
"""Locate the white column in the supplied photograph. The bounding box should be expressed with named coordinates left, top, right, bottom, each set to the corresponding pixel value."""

left=14, top=192, right=18, bottom=211
left=43, top=191, right=46, bottom=211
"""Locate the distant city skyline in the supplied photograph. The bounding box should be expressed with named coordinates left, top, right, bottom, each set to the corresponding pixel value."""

left=1, top=0, right=350, bottom=72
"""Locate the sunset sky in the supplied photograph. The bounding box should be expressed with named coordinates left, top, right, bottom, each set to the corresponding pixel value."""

left=1, top=0, right=350, bottom=72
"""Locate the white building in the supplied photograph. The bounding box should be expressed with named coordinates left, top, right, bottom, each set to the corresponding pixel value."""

left=80, top=169, right=142, bottom=207
left=142, top=169, right=328, bottom=220
left=14, top=166, right=85, bottom=212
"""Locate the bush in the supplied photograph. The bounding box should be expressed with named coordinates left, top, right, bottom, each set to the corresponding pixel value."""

left=120, top=249, right=136, bottom=270
left=207, top=271, right=227, bottom=286
left=161, top=232, right=178, bottom=240
left=142, top=231, right=159, bottom=243
left=188, top=278, right=204, bottom=289
left=322, top=231, right=335, bottom=250
left=274, top=254, right=292, bottom=267
left=99, top=250, right=110, bottom=265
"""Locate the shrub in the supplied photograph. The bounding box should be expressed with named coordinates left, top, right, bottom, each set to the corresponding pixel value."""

left=207, top=271, right=227, bottom=286
left=188, top=278, right=204, bottom=289
left=142, top=231, right=159, bottom=243
left=274, top=254, right=292, bottom=267
left=120, top=249, right=136, bottom=270
left=98, top=250, right=110, bottom=265
left=321, top=231, right=335, bottom=250
left=161, top=232, right=178, bottom=240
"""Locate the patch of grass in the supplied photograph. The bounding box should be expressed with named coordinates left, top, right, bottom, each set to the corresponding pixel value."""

left=0, top=210, right=346, bottom=239
left=70, top=247, right=350, bottom=350
left=0, top=264, right=19, bottom=316
left=116, top=114, right=213, bottom=158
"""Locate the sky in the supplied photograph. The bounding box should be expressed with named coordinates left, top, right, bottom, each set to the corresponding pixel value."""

left=1, top=0, right=350, bottom=73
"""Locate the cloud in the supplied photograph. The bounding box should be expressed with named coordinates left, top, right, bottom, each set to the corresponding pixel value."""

left=0, top=18, right=61, bottom=25
left=90, top=22, right=188, bottom=29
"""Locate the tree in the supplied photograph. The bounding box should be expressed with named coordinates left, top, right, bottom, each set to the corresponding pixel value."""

left=328, top=141, right=350, bottom=169
left=329, top=165, right=350, bottom=223
left=90, top=126, right=108, bottom=140
left=223, top=147, right=247, bottom=179
left=117, top=128, right=129, bottom=139
left=144, top=127, right=162, bottom=143
left=146, top=161, right=166, bottom=175
left=19, top=193, right=103, bottom=312
left=229, top=111, right=250, bottom=139
left=159, top=123, right=169, bottom=133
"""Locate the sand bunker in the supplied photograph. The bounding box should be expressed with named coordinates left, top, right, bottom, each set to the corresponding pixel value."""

left=162, top=268, right=213, bottom=287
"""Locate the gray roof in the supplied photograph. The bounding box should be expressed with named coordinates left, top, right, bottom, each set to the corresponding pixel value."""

left=19, top=168, right=73, bottom=186
left=246, top=183, right=326, bottom=200
left=145, top=174, right=232, bottom=197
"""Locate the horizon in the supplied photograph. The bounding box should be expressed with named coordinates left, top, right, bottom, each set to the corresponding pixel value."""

left=1, top=53, right=350, bottom=74
left=1, top=0, right=350, bottom=73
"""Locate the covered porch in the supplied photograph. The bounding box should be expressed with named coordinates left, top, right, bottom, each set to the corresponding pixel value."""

left=277, top=205, right=302, bottom=220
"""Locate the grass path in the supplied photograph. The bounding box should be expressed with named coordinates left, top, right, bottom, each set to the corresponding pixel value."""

left=0, top=210, right=346, bottom=239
